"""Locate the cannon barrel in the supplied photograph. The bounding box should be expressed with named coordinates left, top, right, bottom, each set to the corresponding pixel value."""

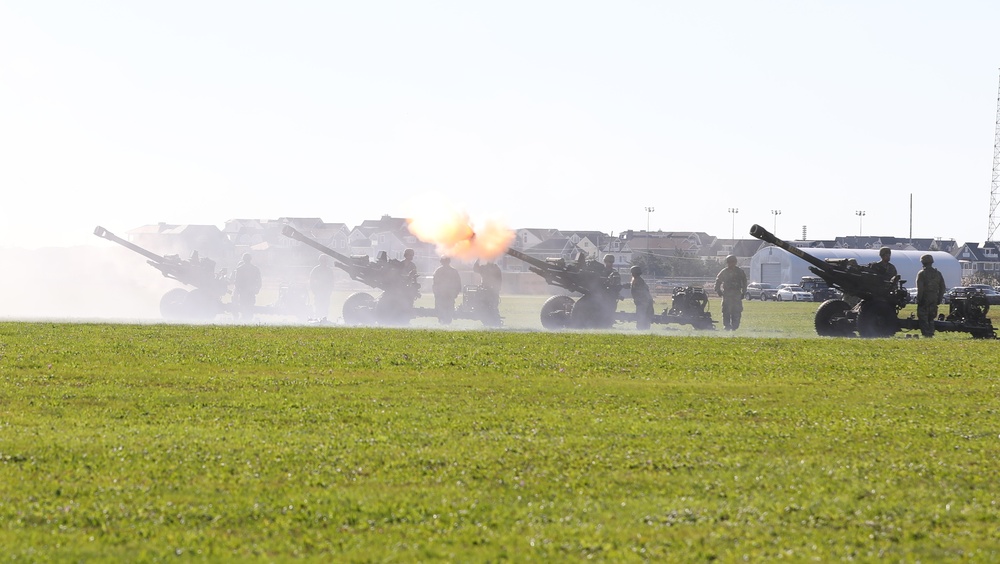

left=748, top=224, right=833, bottom=274
left=505, top=247, right=610, bottom=296
left=93, top=225, right=168, bottom=264
left=281, top=225, right=353, bottom=265
left=506, top=247, right=585, bottom=293
left=505, top=247, right=555, bottom=272
left=749, top=223, right=903, bottom=303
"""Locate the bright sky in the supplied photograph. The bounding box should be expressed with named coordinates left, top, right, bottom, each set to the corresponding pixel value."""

left=3, top=1, right=1000, bottom=250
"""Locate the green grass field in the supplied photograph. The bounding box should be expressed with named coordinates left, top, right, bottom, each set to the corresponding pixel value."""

left=2, top=298, right=999, bottom=560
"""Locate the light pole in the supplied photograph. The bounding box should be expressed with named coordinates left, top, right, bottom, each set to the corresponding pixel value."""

left=855, top=210, right=866, bottom=236
left=728, top=208, right=739, bottom=240
left=771, top=209, right=782, bottom=234
left=644, top=207, right=654, bottom=252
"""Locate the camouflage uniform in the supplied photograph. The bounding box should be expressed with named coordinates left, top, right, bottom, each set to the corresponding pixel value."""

left=309, top=255, right=335, bottom=319
left=916, top=257, right=945, bottom=337
left=232, top=254, right=262, bottom=321
left=715, top=257, right=747, bottom=330
left=868, top=260, right=898, bottom=280
left=629, top=266, right=654, bottom=330
left=473, top=260, right=503, bottom=313
left=432, top=257, right=462, bottom=324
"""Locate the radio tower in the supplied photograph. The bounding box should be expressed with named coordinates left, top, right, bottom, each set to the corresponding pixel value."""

left=989, top=70, right=1000, bottom=241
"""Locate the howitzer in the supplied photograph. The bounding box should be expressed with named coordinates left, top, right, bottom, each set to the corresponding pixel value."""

left=282, top=226, right=497, bottom=327
left=282, top=225, right=420, bottom=325
left=94, top=225, right=230, bottom=320
left=749, top=224, right=995, bottom=338
left=505, top=248, right=715, bottom=330
left=505, top=247, right=621, bottom=329
left=281, top=225, right=405, bottom=292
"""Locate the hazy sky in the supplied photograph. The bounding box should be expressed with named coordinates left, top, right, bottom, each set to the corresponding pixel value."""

left=3, top=1, right=1000, bottom=250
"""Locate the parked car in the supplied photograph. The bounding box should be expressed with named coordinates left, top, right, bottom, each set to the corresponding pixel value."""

left=907, top=287, right=918, bottom=304
left=745, top=282, right=778, bottom=301
left=941, top=286, right=1000, bottom=305
left=776, top=284, right=814, bottom=302
left=798, top=276, right=842, bottom=302
left=968, top=284, right=1000, bottom=305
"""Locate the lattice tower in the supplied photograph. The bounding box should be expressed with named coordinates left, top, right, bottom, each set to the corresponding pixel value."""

left=989, top=70, right=1000, bottom=241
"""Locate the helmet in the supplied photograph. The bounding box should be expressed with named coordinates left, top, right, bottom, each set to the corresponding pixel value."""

left=921, top=254, right=934, bottom=265
left=404, top=248, right=414, bottom=259
left=440, top=256, right=451, bottom=265
left=726, top=255, right=737, bottom=264
left=242, top=253, right=252, bottom=263
left=630, top=265, right=642, bottom=276
left=879, top=246, right=891, bottom=257
left=604, top=254, right=615, bottom=264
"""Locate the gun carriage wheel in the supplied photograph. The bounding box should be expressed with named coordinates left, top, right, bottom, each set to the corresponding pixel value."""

left=159, top=288, right=191, bottom=320
left=814, top=299, right=855, bottom=337
left=342, top=292, right=376, bottom=325
left=570, top=293, right=616, bottom=329
left=855, top=299, right=899, bottom=338
left=184, top=288, right=223, bottom=320
left=539, top=295, right=574, bottom=329
left=374, top=292, right=414, bottom=326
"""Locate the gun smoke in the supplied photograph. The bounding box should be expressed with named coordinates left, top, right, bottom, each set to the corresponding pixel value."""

left=405, top=196, right=515, bottom=260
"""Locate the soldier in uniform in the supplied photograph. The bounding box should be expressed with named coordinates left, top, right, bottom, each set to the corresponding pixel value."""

left=603, top=254, right=621, bottom=292
left=629, top=265, right=654, bottom=330
left=309, top=254, right=335, bottom=320
left=715, top=255, right=748, bottom=330
left=916, top=254, right=946, bottom=337
left=473, top=259, right=503, bottom=315
left=401, top=249, right=417, bottom=280
left=232, top=252, right=262, bottom=321
left=868, top=247, right=898, bottom=280
left=432, top=256, right=462, bottom=324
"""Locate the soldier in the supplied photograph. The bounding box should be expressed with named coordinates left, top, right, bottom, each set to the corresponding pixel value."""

left=629, top=265, right=654, bottom=330
left=473, top=259, right=503, bottom=315
left=603, top=254, right=622, bottom=292
left=432, top=256, right=462, bottom=324
left=916, top=254, right=946, bottom=337
left=309, top=254, right=335, bottom=320
left=715, top=255, right=748, bottom=330
left=401, top=249, right=417, bottom=281
left=232, top=252, right=262, bottom=321
left=868, top=247, right=898, bottom=280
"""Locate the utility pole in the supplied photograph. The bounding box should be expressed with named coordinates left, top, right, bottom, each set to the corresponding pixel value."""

left=989, top=69, right=1000, bottom=242
left=728, top=208, right=738, bottom=240
left=644, top=206, right=654, bottom=254
left=856, top=210, right=866, bottom=236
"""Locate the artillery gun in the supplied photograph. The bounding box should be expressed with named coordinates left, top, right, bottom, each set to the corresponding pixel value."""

left=749, top=224, right=995, bottom=339
left=95, top=226, right=310, bottom=321
left=94, top=225, right=230, bottom=319
left=505, top=248, right=715, bottom=330
left=505, top=248, right=620, bottom=329
left=281, top=226, right=501, bottom=326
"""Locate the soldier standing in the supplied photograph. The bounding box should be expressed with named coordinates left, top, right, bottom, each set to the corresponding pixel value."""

left=603, top=254, right=622, bottom=293
left=916, top=254, right=946, bottom=337
left=473, top=259, right=503, bottom=315
left=629, top=265, right=654, bottom=330
left=232, top=253, right=262, bottom=321
left=401, top=249, right=417, bottom=280
left=868, top=247, right=898, bottom=280
left=715, top=255, right=748, bottom=330
left=309, top=254, right=335, bottom=320
left=432, top=256, right=462, bottom=324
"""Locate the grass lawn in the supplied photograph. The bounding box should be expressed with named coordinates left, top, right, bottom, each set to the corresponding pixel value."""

left=1, top=300, right=998, bottom=560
